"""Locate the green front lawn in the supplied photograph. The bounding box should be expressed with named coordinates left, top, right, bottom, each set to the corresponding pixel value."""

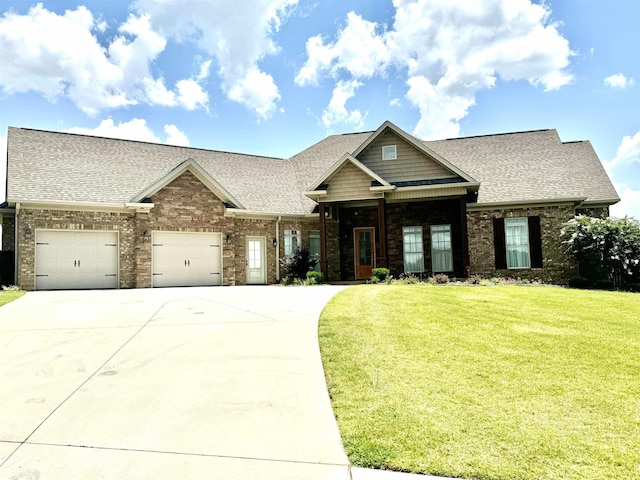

left=319, top=285, right=640, bottom=480
left=0, top=289, right=25, bottom=307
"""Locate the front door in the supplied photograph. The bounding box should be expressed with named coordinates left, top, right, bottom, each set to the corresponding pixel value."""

left=246, top=236, right=266, bottom=284
left=354, top=227, right=375, bottom=280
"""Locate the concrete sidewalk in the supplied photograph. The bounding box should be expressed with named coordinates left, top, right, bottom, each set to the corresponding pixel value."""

left=0, top=286, right=352, bottom=479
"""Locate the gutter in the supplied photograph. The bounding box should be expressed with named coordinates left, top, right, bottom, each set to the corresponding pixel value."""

left=466, top=197, right=587, bottom=211
left=275, top=216, right=281, bottom=282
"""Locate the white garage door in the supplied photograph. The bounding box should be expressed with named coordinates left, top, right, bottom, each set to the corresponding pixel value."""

left=152, top=232, right=222, bottom=287
left=35, top=230, right=118, bottom=290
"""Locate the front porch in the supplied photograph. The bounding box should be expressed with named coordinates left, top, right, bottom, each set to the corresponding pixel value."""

left=318, top=197, right=470, bottom=282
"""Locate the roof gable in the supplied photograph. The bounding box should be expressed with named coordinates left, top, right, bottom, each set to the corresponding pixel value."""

left=131, top=158, right=244, bottom=208
left=352, top=121, right=477, bottom=184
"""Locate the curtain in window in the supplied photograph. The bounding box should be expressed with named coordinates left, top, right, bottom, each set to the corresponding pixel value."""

left=505, top=218, right=530, bottom=268
left=284, top=229, right=299, bottom=256
left=403, top=226, right=424, bottom=272
left=431, top=225, right=453, bottom=272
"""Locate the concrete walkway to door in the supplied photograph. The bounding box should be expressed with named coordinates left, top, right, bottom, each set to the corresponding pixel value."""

left=0, top=286, right=352, bottom=479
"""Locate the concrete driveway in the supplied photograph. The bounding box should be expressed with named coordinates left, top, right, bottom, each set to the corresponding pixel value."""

left=0, top=286, right=350, bottom=479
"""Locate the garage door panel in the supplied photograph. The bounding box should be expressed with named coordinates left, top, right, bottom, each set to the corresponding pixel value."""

left=35, top=230, right=119, bottom=291
left=152, top=232, right=221, bottom=287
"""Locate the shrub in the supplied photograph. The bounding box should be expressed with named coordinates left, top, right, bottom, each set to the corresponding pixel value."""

left=371, top=268, right=390, bottom=282
left=280, top=248, right=318, bottom=281
left=625, top=283, right=640, bottom=293
left=568, top=275, right=590, bottom=289
left=306, top=270, right=325, bottom=284
left=468, top=275, right=483, bottom=285
left=397, top=273, right=420, bottom=284
left=594, top=279, right=614, bottom=291
left=433, top=273, right=450, bottom=284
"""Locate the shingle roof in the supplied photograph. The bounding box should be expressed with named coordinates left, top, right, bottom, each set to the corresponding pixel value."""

left=6, top=125, right=619, bottom=215
left=424, top=129, right=620, bottom=205
left=7, top=127, right=304, bottom=214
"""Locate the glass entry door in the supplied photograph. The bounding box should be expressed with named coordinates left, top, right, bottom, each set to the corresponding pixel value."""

left=354, top=227, right=375, bottom=280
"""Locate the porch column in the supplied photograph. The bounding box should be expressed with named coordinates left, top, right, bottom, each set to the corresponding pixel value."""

left=377, top=198, right=388, bottom=268
left=319, top=202, right=329, bottom=279
left=460, top=197, right=470, bottom=277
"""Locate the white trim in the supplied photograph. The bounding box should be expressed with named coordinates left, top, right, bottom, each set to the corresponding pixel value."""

left=130, top=158, right=244, bottom=208
left=467, top=197, right=587, bottom=211
left=351, top=120, right=479, bottom=183
left=306, top=153, right=392, bottom=193
left=382, top=144, right=397, bottom=160
left=246, top=236, right=267, bottom=285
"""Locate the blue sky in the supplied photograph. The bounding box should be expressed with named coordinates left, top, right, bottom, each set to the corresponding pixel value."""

left=1, top=0, right=638, bottom=218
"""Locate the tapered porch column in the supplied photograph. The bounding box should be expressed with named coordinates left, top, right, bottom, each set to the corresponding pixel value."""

left=377, top=198, right=388, bottom=268
left=319, top=202, right=328, bottom=279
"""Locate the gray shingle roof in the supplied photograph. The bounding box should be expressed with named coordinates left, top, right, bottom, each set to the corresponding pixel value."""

left=7, top=127, right=304, bottom=214
left=425, top=129, right=620, bottom=205
left=6, top=125, right=619, bottom=215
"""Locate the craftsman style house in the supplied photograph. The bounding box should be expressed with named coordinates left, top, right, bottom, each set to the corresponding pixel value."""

left=0, top=121, right=619, bottom=290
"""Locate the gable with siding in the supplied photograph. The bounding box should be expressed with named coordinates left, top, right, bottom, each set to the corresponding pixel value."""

left=324, top=162, right=382, bottom=202
left=356, top=129, right=457, bottom=183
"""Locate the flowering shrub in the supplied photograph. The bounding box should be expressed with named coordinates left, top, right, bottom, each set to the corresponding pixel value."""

left=561, top=215, right=640, bottom=287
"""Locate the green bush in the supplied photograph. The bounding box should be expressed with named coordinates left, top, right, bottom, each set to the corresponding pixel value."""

left=625, top=283, right=640, bottom=293
left=568, top=275, right=591, bottom=289
left=594, top=279, right=614, bottom=291
left=371, top=268, right=390, bottom=282
left=306, top=270, right=325, bottom=284
left=280, top=248, right=318, bottom=280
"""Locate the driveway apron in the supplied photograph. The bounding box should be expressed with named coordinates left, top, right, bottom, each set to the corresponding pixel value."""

left=0, top=286, right=350, bottom=479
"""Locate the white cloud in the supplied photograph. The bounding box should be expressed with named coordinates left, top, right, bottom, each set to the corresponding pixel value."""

left=134, top=0, right=297, bottom=118
left=64, top=118, right=189, bottom=145
left=610, top=183, right=640, bottom=220
left=0, top=4, right=209, bottom=114
left=163, top=124, right=190, bottom=146
left=606, top=130, right=640, bottom=171
left=295, top=11, right=389, bottom=86
left=227, top=69, right=280, bottom=120
left=321, top=80, right=365, bottom=130
left=604, top=73, right=635, bottom=89
left=297, top=0, right=574, bottom=137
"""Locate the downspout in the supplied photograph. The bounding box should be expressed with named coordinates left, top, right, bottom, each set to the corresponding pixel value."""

left=14, top=202, right=19, bottom=286
left=275, top=216, right=281, bottom=282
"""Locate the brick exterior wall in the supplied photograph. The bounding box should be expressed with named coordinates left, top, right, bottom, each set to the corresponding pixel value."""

left=2, top=215, right=15, bottom=251
left=144, top=171, right=236, bottom=287
left=16, top=208, right=136, bottom=290
left=15, top=171, right=299, bottom=290
left=576, top=206, right=610, bottom=218
left=466, top=205, right=578, bottom=284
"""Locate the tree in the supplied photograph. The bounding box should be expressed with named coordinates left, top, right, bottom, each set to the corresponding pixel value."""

left=561, top=215, right=640, bottom=287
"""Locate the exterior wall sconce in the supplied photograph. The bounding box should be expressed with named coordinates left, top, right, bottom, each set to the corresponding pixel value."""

left=226, top=234, right=232, bottom=244
left=24, top=227, right=32, bottom=240
left=272, top=238, right=278, bottom=246
left=142, top=230, right=151, bottom=241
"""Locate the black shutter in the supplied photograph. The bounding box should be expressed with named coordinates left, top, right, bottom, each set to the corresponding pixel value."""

left=493, top=218, right=507, bottom=269
left=528, top=216, right=543, bottom=268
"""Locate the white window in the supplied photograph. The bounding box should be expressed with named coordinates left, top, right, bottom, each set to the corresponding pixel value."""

left=431, top=225, right=453, bottom=272
left=284, top=229, right=300, bottom=256
left=505, top=218, right=530, bottom=268
left=402, top=226, right=424, bottom=273
left=382, top=145, right=397, bottom=160
left=309, top=230, right=320, bottom=272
